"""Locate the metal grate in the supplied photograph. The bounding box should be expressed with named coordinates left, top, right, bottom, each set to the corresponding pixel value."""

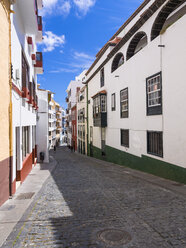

left=147, top=131, right=163, bottom=157
left=121, top=129, right=129, bottom=148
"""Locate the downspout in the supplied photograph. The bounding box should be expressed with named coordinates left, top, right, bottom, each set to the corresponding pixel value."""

left=8, top=0, right=13, bottom=196
left=86, top=83, right=89, bottom=156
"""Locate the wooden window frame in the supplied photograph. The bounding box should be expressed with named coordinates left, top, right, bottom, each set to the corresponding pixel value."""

left=120, top=88, right=128, bottom=118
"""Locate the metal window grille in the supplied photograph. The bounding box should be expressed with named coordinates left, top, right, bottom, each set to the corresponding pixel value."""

left=147, top=131, right=163, bottom=157
left=121, top=129, right=129, bottom=147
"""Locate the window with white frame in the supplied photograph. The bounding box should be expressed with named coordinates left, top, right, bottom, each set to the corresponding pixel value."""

left=120, top=88, right=128, bottom=118
left=146, top=72, right=162, bottom=115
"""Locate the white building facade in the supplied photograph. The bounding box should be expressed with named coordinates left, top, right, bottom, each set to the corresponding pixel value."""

left=86, top=0, right=186, bottom=183
left=36, top=88, right=50, bottom=163
left=48, top=94, right=57, bottom=149
left=66, top=71, right=87, bottom=148
left=77, top=86, right=87, bottom=155
left=11, top=0, right=43, bottom=190
left=60, top=108, right=67, bottom=146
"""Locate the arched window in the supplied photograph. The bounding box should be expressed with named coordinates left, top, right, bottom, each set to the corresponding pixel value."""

left=126, top=32, right=147, bottom=61
left=111, top=53, right=124, bottom=73
left=151, top=0, right=185, bottom=41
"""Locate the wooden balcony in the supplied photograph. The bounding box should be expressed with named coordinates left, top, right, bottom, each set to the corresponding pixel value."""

left=93, top=113, right=107, bottom=127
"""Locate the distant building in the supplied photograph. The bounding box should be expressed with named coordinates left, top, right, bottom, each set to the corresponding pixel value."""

left=77, top=85, right=87, bottom=155
left=66, top=70, right=87, bottom=149
left=48, top=94, right=56, bottom=149
left=36, top=88, right=50, bottom=163
left=60, top=108, right=67, bottom=146
left=55, top=102, right=62, bottom=146
left=71, top=105, right=77, bottom=151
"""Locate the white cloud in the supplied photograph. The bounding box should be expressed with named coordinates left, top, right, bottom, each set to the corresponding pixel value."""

left=70, top=51, right=94, bottom=69
left=73, top=51, right=94, bottom=60
left=40, top=0, right=96, bottom=16
left=59, top=1, right=71, bottom=15
left=73, top=0, right=96, bottom=14
left=41, top=0, right=71, bottom=16
left=49, top=68, right=78, bottom=73
left=42, top=31, right=65, bottom=52
left=48, top=51, right=94, bottom=73
left=41, top=0, right=58, bottom=16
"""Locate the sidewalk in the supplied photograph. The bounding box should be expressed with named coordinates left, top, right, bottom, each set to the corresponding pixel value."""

left=0, top=156, right=57, bottom=247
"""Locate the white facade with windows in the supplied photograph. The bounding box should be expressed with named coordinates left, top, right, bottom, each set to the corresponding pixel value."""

left=77, top=86, right=87, bottom=154
left=60, top=108, right=67, bottom=146
left=11, top=0, right=43, bottom=189
left=48, top=95, right=57, bottom=149
left=86, top=0, right=186, bottom=180
left=66, top=70, right=87, bottom=148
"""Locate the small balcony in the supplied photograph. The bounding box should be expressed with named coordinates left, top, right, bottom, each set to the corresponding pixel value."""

left=22, top=86, right=30, bottom=100
left=93, top=113, right=107, bottom=127
left=36, top=16, right=43, bottom=42
left=92, top=91, right=107, bottom=127
left=32, top=54, right=36, bottom=65
left=28, top=82, right=34, bottom=104
left=22, top=79, right=30, bottom=100
left=27, top=37, right=34, bottom=53
left=34, top=52, right=43, bottom=74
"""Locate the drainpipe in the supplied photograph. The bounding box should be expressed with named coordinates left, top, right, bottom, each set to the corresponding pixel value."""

left=8, top=0, right=13, bottom=196
left=86, top=83, right=89, bottom=156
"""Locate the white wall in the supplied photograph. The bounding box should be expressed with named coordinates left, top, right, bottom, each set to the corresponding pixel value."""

left=36, top=90, right=49, bottom=163
left=11, top=0, right=38, bottom=183
left=88, top=9, right=186, bottom=168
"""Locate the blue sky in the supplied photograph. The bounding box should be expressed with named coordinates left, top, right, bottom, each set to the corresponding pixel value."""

left=38, top=0, right=143, bottom=109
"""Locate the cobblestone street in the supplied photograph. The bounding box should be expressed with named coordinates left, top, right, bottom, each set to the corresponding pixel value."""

left=2, top=147, right=186, bottom=248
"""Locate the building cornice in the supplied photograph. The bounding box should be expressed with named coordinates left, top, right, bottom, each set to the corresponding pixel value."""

left=85, top=0, right=169, bottom=84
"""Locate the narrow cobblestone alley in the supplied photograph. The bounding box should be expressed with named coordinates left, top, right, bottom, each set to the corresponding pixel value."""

left=2, top=147, right=186, bottom=248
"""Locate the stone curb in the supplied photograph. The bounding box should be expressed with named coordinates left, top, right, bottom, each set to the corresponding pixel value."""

left=0, top=156, right=57, bottom=247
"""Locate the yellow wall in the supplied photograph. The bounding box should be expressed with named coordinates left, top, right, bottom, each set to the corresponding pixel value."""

left=0, top=0, right=10, bottom=161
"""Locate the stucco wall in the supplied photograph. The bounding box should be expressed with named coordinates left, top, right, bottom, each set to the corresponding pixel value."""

left=0, top=0, right=10, bottom=206
left=37, top=90, right=49, bottom=163
left=88, top=11, right=186, bottom=169
left=0, top=1, right=10, bottom=162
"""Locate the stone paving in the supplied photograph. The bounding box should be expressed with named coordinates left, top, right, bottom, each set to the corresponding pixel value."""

left=2, top=147, right=186, bottom=248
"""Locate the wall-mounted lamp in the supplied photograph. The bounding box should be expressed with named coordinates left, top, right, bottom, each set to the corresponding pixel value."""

left=158, top=45, right=165, bottom=48
left=115, top=75, right=119, bottom=78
